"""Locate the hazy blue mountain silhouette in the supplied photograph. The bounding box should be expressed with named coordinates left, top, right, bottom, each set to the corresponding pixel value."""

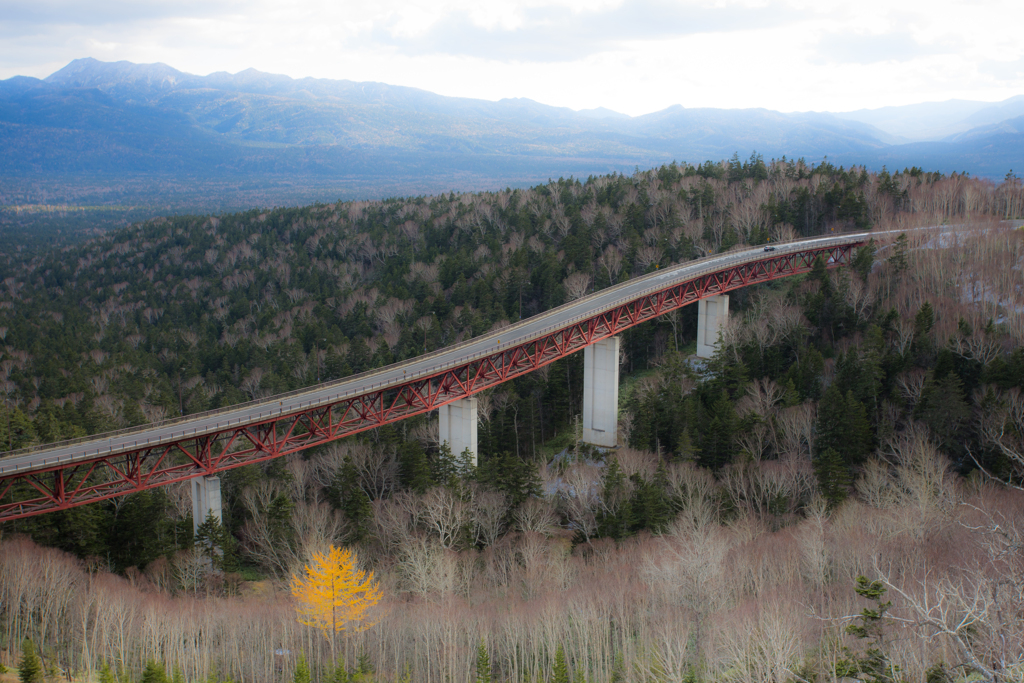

left=834, top=95, right=1024, bottom=141
left=1, top=58, right=1021, bottom=195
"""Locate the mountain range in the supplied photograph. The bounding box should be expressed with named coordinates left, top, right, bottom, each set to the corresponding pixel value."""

left=834, top=96, right=1024, bottom=141
left=1, top=58, right=1022, bottom=210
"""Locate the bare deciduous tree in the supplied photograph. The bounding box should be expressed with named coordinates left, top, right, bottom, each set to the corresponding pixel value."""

left=976, top=388, right=1024, bottom=484
left=599, top=245, right=624, bottom=284
left=421, top=487, right=470, bottom=550
left=874, top=555, right=1024, bottom=683
left=562, top=272, right=591, bottom=302
left=558, top=463, right=602, bottom=543
left=471, top=487, right=510, bottom=547
left=635, top=244, right=664, bottom=271
left=514, top=497, right=559, bottom=536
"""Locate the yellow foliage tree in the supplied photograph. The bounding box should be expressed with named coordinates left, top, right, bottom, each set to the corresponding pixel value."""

left=290, top=545, right=382, bottom=642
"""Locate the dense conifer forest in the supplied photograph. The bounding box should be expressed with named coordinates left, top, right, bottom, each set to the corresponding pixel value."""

left=1, top=158, right=1024, bottom=682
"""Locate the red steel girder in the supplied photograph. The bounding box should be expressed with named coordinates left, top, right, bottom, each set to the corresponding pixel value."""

left=0, top=242, right=861, bottom=521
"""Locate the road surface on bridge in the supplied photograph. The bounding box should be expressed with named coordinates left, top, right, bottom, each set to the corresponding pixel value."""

left=0, top=231, right=873, bottom=479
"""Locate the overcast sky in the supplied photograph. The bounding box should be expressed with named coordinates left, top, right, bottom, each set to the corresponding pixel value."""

left=1, top=0, right=1022, bottom=116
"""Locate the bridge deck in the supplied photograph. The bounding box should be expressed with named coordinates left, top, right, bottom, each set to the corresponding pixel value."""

left=0, top=233, right=878, bottom=520
left=0, top=232, right=869, bottom=477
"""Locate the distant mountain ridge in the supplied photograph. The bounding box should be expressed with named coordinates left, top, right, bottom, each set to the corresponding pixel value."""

left=29, top=58, right=895, bottom=153
left=833, top=95, right=1024, bottom=142
left=1, top=58, right=1022, bottom=210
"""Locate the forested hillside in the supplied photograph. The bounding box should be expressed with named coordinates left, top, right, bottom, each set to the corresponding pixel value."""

left=2, top=159, right=1024, bottom=683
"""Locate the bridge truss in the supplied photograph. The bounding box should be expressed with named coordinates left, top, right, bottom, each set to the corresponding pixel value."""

left=0, top=241, right=862, bottom=521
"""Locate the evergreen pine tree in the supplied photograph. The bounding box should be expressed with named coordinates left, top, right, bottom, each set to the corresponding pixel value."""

left=835, top=577, right=900, bottom=683
left=397, top=440, right=433, bottom=493
left=852, top=240, right=876, bottom=282
left=476, top=451, right=541, bottom=509
left=552, top=644, right=570, bottom=683
left=98, top=662, right=116, bottom=683
left=809, top=254, right=831, bottom=290
left=18, top=639, right=43, bottom=683
left=347, top=338, right=371, bottom=373
left=628, top=392, right=656, bottom=450
left=475, top=639, right=491, bottom=683
left=457, top=447, right=477, bottom=479
left=843, top=391, right=872, bottom=465
left=925, top=662, right=953, bottom=683
left=1, top=406, right=38, bottom=451
left=647, top=462, right=672, bottom=531
left=816, top=386, right=871, bottom=466
left=331, top=457, right=372, bottom=540
left=698, top=392, right=737, bottom=470
left=727, top=152, right=743, bottom=182
left=356, top=651, right=373, bottom=675
left=293, top=653, right=311, bottom=683
left=675, top=429, right=697, bottom=461
left=597, top=457, right=628, bottom=538
left=916, top=373, right=971, bottom=455
left=814, top=448, right=851, bottom=508
left=790, top=346, right=825, bottom=400
left=140, top=661, right=168, bottom=683
left=372, top=339, right=393, bottom=368
left=194, top=510, right=229, bottom=572
left=816, top=384, right=846, bottom=456
left=803, top=256, right=834, bottom=331
left=628, top=471, right=672, bottom=534
left=431, top=442, right=460, bottom=487
left=782, top=378, right=801, bottom=407
left=330, top=658, right=348, bottom=683
left=859, top=326, right=887, bottom=411
left=609, top=652, right=626, bottom=683
left=888, top=233, right=909, bottom=278
left=914, top=302, right=934, bottom=338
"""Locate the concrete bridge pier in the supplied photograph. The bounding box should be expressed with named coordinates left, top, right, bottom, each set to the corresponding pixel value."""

left=696, top=295, right=730, bottom=358
left=191, top=475, right=222, bottom=534
left=582, top=336, right=620, bottom=448
left=439, top=397, right=478, bottom=467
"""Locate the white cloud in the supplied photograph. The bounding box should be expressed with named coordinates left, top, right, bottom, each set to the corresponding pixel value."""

left=0, top=0, right=1021, bottom=115
left=0, top=0, right=246, bottom=28
left=812, top=30, right=962, bottom=66
left=366, top=0, right=802, bottom=62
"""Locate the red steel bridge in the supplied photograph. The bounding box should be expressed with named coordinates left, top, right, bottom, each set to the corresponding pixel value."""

left=0, top=233, right=871, bottom=522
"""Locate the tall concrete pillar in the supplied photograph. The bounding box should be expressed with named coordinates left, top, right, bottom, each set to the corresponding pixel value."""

left=438, top=397, right=478, bottom=467
left=191, top=475, right=222, bottom=535
left=582, top=336, right=620, bottom=448
left=696, top=295, right=730, bottom=358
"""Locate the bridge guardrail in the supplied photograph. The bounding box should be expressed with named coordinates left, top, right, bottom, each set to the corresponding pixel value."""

left=0, top=231, right=875, bottom=469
